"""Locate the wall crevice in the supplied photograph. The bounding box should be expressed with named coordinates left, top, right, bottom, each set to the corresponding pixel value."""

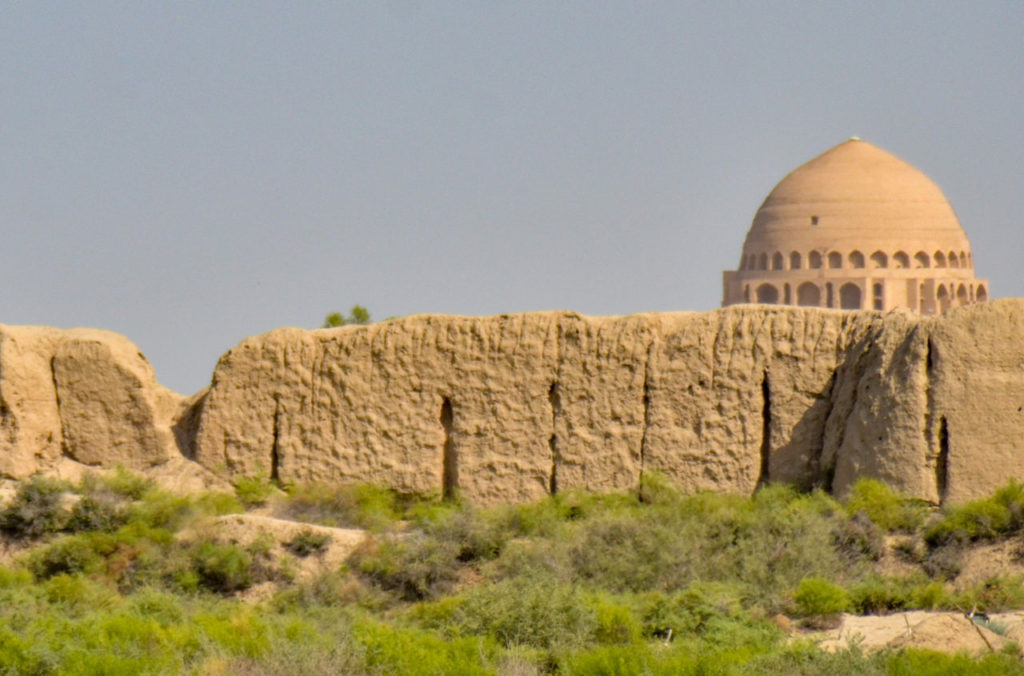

left=548, top=382, right=560, bottom=494
left=937, top=416, right=950, bottom=504
left=441, top=397, right=457, bottom=500
left=270, top=397, right=281, bottom=482
left=756, top=370, right=771, bottom=489
left=638, top=341, right=654, bottom=495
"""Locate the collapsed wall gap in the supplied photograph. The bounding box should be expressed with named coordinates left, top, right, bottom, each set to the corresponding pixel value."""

left=441, top=398, right=457, bottom=501
left=936, top=416, right=949, bottom=504
left=756, top=371, right=771, bottom=490
left=548, top=382, right=560, bottom=495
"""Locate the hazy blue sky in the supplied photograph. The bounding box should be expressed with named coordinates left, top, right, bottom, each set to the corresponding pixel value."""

left=2, top=3, right=1022, bottom=394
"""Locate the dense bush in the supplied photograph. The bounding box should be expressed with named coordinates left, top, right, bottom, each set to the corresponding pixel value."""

left=284, top=529, right=332, bottom=557
left=191, top=541, right=253, bottom=593
left=0, top=475, right=69, bottom=538
left=275, top=482, right=412, bottom=531
left=844, top=478, right=928, bottom=532
left=793, top=577, right=850, bottom=617
left=926, top=481, right=1024, bottom=545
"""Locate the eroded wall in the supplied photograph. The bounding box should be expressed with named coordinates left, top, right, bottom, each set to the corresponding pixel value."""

left=3, top=302, right=1024, bottom=504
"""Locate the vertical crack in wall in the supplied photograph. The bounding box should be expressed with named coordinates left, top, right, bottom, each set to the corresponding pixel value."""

left=270, top=397, right=281, bottom=482
left=756, top=370, right=771, bottom=489
left=637, top=342, right=653, bottom=497
left=441, top=397, right=457, bottom=500
left=924, top=335, right=943, bottom=503
left=815, top=369, right=839, bottom=492
left=937, top=416, right=950, bottom=504
left=50, top=356, right=70, bottom=460
left=548, top=382, right=560, bottom=494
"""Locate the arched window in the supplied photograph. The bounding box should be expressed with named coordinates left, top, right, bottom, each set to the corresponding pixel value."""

left=914, top=251, right=930, bottom=268
left=893, top=251, right=910, bottom=268
left=758, top=253, right=768, bottom=270
left=783, top=283, right=791, bottom=304
left=827, top=252, right=842, bottom=269
left=839, top=283, right=862, bottom=310
left=937, top=285, right=951, bottom=313
left=870, top=251, right=888, bottom=268
left=790, top=252, right=802, bottom=269
left=849, top=250, right=865, bottom=268
left=959, top=251, right=968, bottom=268
left=743, top=285, right=751, bottom=302
left=756, top=283, right=779, bottom=304
left=956, top=284, right=968, bottom=305
left=771, top=252, right=784, bottom=270
left=826, top=282, right=834, bottom=308
left=809, top=251, right=823, bottom=269
left=934, top=251, right=946, bottom=267
left=948, top=251, right=959, bottom=268
left=797, top=282, right=821, bottom=307
left=976, top=285, right=988, bottom=302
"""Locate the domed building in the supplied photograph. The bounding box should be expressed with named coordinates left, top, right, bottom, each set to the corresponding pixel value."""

left=722, top=139, right=987, bottom=314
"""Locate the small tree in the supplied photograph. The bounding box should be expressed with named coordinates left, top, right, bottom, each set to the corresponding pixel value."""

left=322, top=305, right=371, bottom=328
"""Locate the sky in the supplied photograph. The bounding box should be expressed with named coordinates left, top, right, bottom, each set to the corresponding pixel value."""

left=2, top=3, right=1022, bottom=394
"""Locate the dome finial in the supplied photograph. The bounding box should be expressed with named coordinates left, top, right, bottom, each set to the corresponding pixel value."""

left=849, top=136, right=861, bottom=141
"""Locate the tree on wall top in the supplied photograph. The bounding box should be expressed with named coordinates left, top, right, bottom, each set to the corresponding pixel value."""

left=322, top=305, right=371, bottom=328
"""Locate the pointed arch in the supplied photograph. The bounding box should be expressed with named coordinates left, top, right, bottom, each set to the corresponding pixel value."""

left=809, top=251, right=823, bottom=269
left=771, top=252, right=784, bottom=270
left=870, top=251, right=888, bottom=268
left=839, top=283, right=862, bottom=310
left=796, top=282, right=820, bottom=307
left=948, top=251, right=959, bottom=268
left=758, top=253, right=768, bottom=270
left=849, top=250, right=865, bottom=268
left=914, top=251, right=930, bottom=268
left=827, top=251, right=843, bottom=269
left=893, top=251, right=910, bottom=268
left=790, top=251, right=802, bottom=270
left=976, top=284, right=988, bottom=302
left=756, top=283, right=779, bottom=304
left=934, top=251, right=947, bottom=267
left=956, top=284, right=968, bottom=305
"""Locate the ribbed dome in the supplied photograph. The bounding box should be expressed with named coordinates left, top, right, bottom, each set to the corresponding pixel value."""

left=745, top=139, right=970, bottom=254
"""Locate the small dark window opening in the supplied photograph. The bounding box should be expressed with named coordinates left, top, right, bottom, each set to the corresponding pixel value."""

left=810, top=215, right=819, bottom=226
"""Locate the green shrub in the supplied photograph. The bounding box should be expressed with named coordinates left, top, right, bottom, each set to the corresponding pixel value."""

left=844, top=479, right=928, bottom=532
left=832, top=512, right=884, bottom=563
left=285, top=529, right=332, bottom=557
left=84, top=466, right=153, bottom=500
left=29, top=535, right=104, bottom=579
left=1, top=475, right=69, bottom=538
left=352, top=616, right=496, bottom=675
left=276, top=482, right=407, bottom=531
left=422, top=505, right=517, bottom=563
left=848, top=576, right=911, bottom=614
left=234, top=474, right=277, bottom=508
left=354, top=535, right=460, bottom=601
left=452, top=576, right=596, bottom=650
left=793, top=577, right=849, bottom=617
left=191, top=541, right=253, bottom=593
left=65, top=494, right=130, bottom=533
left=587, top=594, right=643, bottom=645
left=925, top=481, right=1024, bottom=546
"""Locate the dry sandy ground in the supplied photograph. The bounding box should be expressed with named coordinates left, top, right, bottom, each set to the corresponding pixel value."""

left=810, top=611, right=1024, bottom=656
